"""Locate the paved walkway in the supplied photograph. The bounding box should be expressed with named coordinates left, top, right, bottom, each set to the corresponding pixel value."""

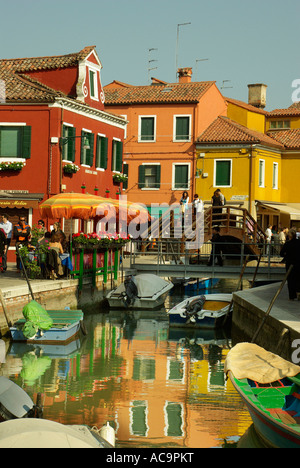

left=234, top=282, right=300, bottom=335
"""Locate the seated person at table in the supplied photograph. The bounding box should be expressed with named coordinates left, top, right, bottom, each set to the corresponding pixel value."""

left=47, top=233, right=64, bottom=279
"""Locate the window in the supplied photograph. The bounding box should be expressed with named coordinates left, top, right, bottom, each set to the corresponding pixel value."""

left=273, top=162, right=279, bottom=189
left=138, top=116, right=156, bottom=142
left=174, top=115, right=191, bottom=141
left=259, top=159, right=265, bottom=187
left=269, top=120, right=290, bottom=129
left=138, top=164, right=161, bottom=189
left=89, top=68, right=98, bottom=100
left=112, top=139, right=123, bottom=172
left=0, top=125, right=31, bottom=159
left=173, top=163, right=190, bottom=189
left=62, top=125, right=75, bottom=162
left=214, top=160, right=232, bottom=187
left=96, top=134, right=108, bottom=169
left=80, top=130, right=94, bottom=166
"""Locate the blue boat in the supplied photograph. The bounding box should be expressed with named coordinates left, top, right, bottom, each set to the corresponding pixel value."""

left=168, top=293, right=232, bottom=329
left=10, top=310, right=84, bottom=345
left=225, top=343, right=300, bottom=448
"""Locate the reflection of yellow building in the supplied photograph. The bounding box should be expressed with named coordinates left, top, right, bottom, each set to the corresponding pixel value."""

left=195, top=90, right=300, bottom=229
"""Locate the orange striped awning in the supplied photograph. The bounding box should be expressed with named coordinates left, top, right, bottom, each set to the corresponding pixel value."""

left=39, top=192, right=150, bottom=223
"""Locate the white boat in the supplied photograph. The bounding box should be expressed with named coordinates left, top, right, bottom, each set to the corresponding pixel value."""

left=0, top=419, right=114, bottom=448
left=168, top=293, right=232, bottom=329
left=106, top=274, right=173, bottom=309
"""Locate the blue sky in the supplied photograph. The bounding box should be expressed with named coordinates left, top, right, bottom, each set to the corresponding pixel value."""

left=1, top=0, right=299, bottom=110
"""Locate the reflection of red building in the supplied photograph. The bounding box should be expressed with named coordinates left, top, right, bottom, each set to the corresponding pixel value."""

left=0, top=46, right=126, bottom=260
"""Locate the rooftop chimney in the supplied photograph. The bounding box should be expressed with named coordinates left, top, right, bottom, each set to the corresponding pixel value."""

left=248, top=83, right=267, bottom=109
left=178, top=67, right=192, bottom=83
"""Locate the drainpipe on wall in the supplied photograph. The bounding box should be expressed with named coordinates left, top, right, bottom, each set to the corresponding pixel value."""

left=249, top=145, right=256, bottom=217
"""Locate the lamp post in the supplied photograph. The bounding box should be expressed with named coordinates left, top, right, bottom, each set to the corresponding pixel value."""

left=175, top=22, right=191, bottom=81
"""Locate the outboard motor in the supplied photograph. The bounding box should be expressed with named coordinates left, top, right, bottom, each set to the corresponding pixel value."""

left=122, top=276, right=138, bottom=307
left=185, top=295, right=206, bottom=318
left=0, top=377, right=43, bottom=421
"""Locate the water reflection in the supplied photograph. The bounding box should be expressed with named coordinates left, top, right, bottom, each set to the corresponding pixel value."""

left=0, top=281, right=255, bottom=448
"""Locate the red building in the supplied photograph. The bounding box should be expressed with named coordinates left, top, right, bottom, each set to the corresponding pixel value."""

left=0, top=46, right=126, bottom=261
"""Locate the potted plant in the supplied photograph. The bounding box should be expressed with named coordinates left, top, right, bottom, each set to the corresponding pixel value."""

left=63, top=163, right=80, bottom=174
left=18, top=245, right=42, bottom=279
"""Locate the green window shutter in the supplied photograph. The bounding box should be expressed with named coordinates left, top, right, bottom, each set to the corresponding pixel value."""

left=101, top=137, right=108, bottom=169
left=123, top=162, right=128, bottom=190
left=141, top=117, right=154, bottom=140
left=21, top=126, right=31, bottom=159
left=68, top=126, right=76, bottom=162
left=96, top=136, right=108, bottom=169
left=116, top=141, right=123, bottom=172
left=89, top=70, right=95, bottom=97
left=216, top=160, right=231, bottom=186
left=138, top=165, right=145, bottom=188
left=155, top=165, right=161, bottom=189
left=175, top=165, right=188, bottom=188
left=175, top=117, right=189, bottom=140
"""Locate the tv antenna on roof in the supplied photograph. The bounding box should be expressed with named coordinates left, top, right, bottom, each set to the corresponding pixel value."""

left=221, top=80, right=233, bottom=90
left=148, top=48, right=158, bottom=84
left=195, top=58, right=209, bottom=81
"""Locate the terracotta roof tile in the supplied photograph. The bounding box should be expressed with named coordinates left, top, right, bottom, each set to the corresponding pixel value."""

left=267, top=128, right=300, bottom=149
left=104, top=81, right=215, bottom=105
left=266, top=101, right=300, bottom=117
left=0, top=46, right=96, bottom=103
left=197, top=116, right=284, bottom=149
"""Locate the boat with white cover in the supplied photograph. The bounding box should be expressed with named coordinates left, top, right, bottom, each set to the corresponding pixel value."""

left=106, top=274, right=173, bottom=309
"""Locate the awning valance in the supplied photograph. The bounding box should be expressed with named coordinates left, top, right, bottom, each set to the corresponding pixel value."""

left=257, top=201, right=300, bottom=221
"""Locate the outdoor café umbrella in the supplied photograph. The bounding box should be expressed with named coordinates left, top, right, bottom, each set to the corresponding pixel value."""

left=39, top=192, right=150, bottom=224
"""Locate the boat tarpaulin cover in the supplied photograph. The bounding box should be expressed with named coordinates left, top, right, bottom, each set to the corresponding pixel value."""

left=224, top=342, right=300, bottom=384
left=22, top=300, right=53, bottom=339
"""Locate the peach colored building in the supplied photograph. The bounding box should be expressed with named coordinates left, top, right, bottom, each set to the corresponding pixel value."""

left=104, top=68, right=227, bottom=215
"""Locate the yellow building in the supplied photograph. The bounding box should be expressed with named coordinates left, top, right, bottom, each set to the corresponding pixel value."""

left=195, top=90, right=300, bottom=230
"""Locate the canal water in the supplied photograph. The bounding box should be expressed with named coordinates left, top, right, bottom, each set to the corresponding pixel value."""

left=0, top=279, right=264, bottom=448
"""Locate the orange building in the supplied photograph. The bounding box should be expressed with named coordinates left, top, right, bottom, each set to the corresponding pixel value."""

left=104, top=68, right=227, bottom=215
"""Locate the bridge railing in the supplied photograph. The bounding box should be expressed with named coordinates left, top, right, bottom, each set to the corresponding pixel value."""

left=128, top=238, right=285, bottom=278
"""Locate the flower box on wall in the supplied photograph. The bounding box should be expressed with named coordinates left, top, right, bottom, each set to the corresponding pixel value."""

left=72, top=232, right=130, bottom=251
left=0, top=161, right=25, bottom=172
left=63, top=163, right=80, bottom=174
left=112, top=172, right=128, bottom=183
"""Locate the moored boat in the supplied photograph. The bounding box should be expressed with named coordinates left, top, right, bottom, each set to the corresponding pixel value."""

left=168, top=293, right=232, bottom=329
left=225, top=342, right=300, bottom=448
left=10, top=309, right=84, bottom=345
left=106, top=274, right=173, bottom=309
left=0, top=419, right=115, bottom=448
